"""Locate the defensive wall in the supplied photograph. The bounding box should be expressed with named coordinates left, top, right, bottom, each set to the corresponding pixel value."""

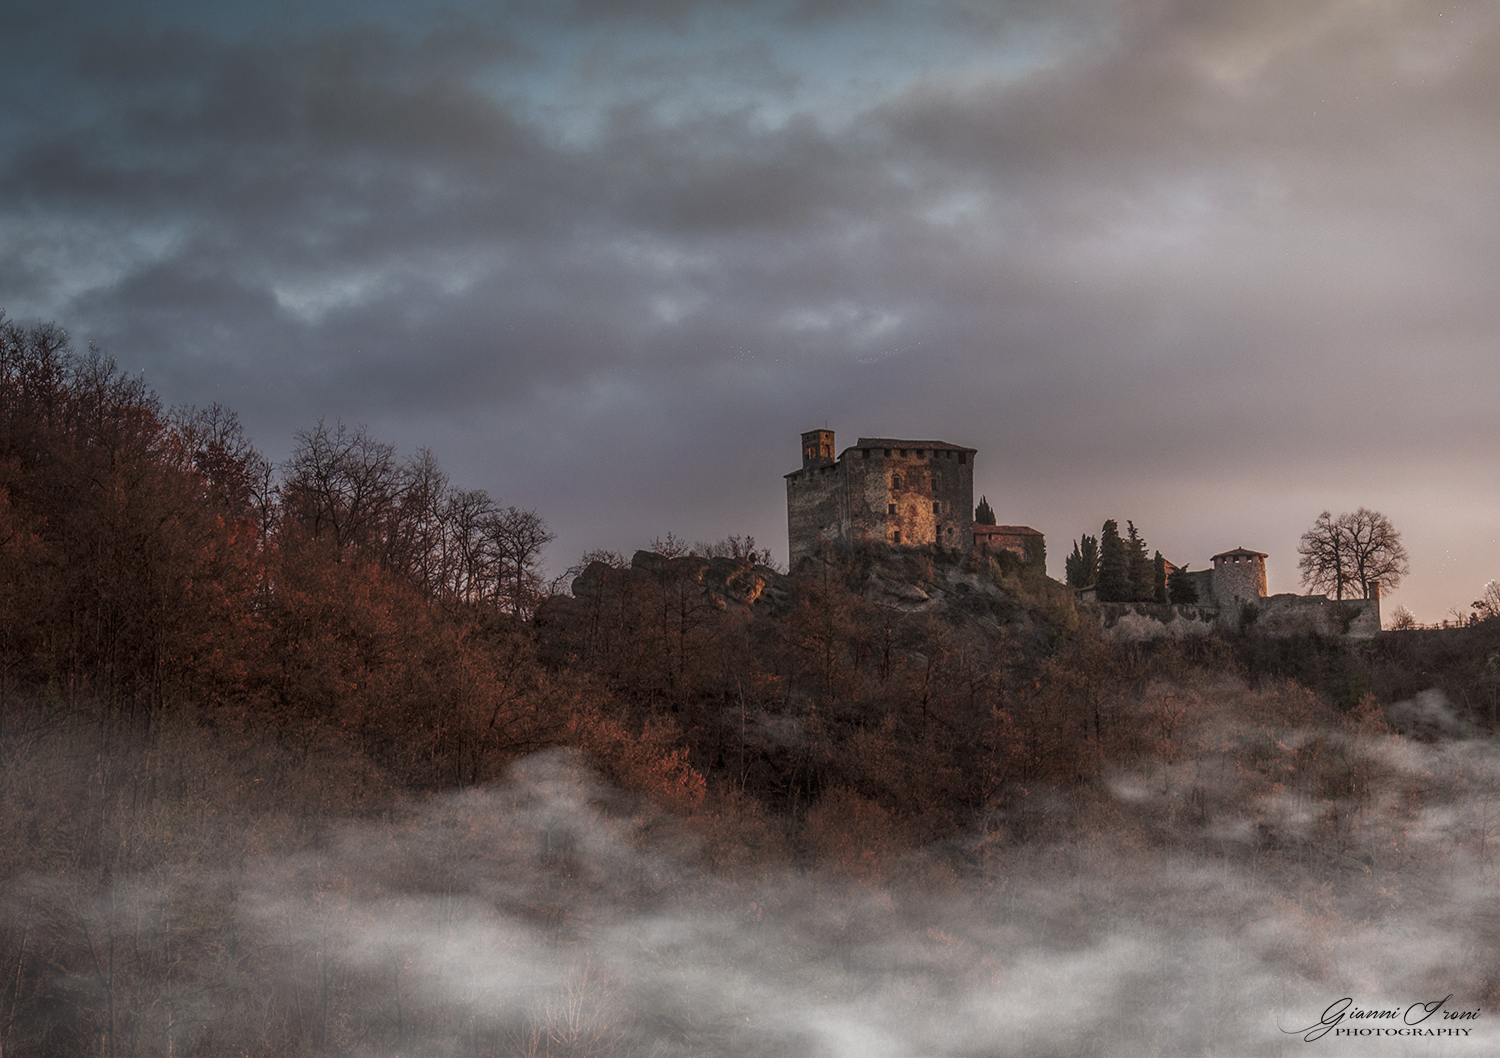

left=1096, top=547, right=1382, bottom=641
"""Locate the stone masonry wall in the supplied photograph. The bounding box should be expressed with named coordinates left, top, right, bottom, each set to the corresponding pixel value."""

left=785, top=461, right=845, bottom=566
left=786, top=434, right=975, bottom=564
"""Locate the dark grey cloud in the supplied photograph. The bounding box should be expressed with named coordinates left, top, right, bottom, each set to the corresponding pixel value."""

left=4, top=0, right=1500, bottom=615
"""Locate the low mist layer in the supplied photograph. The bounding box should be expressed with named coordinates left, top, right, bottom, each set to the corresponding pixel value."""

left=6, top=678, right=1498, bottom=1056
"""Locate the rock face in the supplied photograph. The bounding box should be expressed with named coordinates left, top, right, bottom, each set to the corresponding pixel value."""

left=539, top=543, right=1073, bottom=659
left=561, top=551, right=783, bottom=619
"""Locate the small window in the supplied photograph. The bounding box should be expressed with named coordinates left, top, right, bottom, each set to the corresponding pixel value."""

left=892, top=475, right=902, bottom=490
left=893, top=530, right=901, bottom=544
left=883, top=449, right=891, bottom=457
left=900, top=449, right=907, bottom=457
left=933, top=501, right=941, bottom=514
left=888, top=503, right=897, bottom=515
left=863, top=449, right=870, bottom=459
left=958, top=453, right=966, bottom=464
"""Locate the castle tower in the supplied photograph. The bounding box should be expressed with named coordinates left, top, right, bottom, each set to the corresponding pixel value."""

left=1211, top=547, right=1268, bottom=612
left=801, top=429, right=835, bottom=469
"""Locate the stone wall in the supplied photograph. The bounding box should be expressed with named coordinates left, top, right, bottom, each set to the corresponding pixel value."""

left=785, top=461, right=846, bottom=566
left=786, top=433, right=975, bottom=564
left=1094, top=594, right=1381, bottom=640
left=1250, top=593, right=1381, bottom=638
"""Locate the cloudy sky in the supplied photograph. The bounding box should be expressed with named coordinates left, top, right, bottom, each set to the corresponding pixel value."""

left=5, top=0, right=1498, bottom=621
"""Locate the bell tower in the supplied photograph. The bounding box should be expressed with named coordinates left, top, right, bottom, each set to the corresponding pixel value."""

left=801, top=429, right=835, bottom=469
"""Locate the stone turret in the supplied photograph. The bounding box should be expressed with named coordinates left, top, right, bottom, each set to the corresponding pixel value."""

left=1211, top=547, right=1268, bottom=613
left=801, top=429, right=836, bottom=469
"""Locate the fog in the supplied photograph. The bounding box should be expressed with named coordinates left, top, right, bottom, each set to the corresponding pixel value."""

left=15, top=687, right=1500, bottom=1056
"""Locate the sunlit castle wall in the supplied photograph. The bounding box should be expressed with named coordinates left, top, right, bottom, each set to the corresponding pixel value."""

left=785, top=431, right=976, bottom=565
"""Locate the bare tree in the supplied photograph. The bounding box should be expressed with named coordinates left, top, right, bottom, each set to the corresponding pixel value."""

left=442, top=487, right=500, bottom=606
left=169, top=402, right=270, bottom=525
left=694, top=534, right=775, bottom=566
left=282, top=420, right=399, bottom=555
left=1388, top=604, right=1418, bottom=630
left=1298, top=507, right=1408, bottom=599
left=1475, top=581, right=1500, bottom=622
left=484, top=506, right=555, bottom=617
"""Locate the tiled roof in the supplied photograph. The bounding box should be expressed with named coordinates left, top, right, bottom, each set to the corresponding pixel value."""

left=974, top=524, right=1043, bottom=536
left=1212, top=547, right=1267, bottom=561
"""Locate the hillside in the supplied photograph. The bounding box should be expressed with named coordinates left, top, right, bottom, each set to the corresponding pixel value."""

left=4, top=316, right=1500, bottom=1054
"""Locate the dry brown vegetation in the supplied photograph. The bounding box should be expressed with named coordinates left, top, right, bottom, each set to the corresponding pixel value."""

left=4, top=317, right=1500, bottom=1055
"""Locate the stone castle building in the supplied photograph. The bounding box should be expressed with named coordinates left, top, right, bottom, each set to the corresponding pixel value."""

left=785, top=430, right=978, bottom=565
left=1161, top=547, right=1382, bottom=637
left=1178, top=547, right=1269, bottom=613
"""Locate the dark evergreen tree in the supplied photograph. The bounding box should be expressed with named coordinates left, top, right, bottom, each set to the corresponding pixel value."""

left=975, top=496, right=996, bottom=525
left=1065, top=534, right=1098, bottom=588
left=1153, top=551, right=1168, bottom=604
left=1168, top=564, right=1199, bottom=604
left=1097, top=520, right=1129, bottom=602
left=1023, top=533, right=1046, bottom=569
left=1126, top=521, right=1151, bottom=601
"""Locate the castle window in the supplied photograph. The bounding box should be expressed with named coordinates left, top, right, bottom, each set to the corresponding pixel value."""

left=888, top=503, right=897, bottom=515
left=863, top=449, right=870, bottom=459
left=892, top=475, right=902, bottom=490
left=883, top=449, right=891, bottom=457
left=900, top=449, right=907, bottom=457
left=958, top=453, right=966, bottom=464
left=933, top=502, right=941, bottom=514
left=893, top=530, right=901, bottom=544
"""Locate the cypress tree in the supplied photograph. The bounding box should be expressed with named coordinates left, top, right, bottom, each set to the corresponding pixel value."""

left=1066, top=534, right=1098, bottom=588
left=1126, top=521, right=1151, bottom=601
left=1169, top=564, right=1199, bottom=604
left=1153, top=551, right=1168, bottom=604
left=1097, top=520, right=1129, bottom=602
left=975, top=496, right=996, bottom=525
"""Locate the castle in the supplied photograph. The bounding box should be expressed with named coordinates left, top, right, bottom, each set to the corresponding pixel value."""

left=1097, top=547, right=1383, bottom=638
left=784, top=428, right=1043, bottom=566
left=786, top=427, right=1381, bottom=635
left=785, top=430, right=975, bottom=564
left=1176, top=547, right=1269, bottom=614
